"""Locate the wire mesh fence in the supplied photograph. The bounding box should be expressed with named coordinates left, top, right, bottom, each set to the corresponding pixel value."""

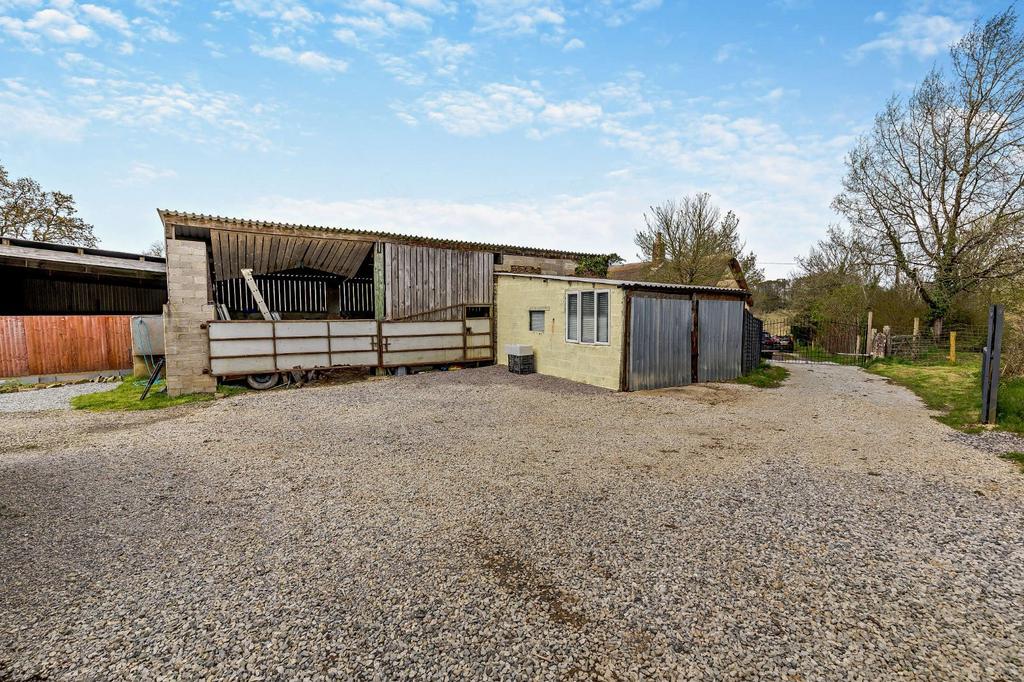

left=884, top=324, right=989, bottom=365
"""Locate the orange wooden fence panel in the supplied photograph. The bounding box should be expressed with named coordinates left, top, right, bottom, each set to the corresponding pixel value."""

left=0, top=317, right=30, bottom=377
left=0, top=316, right=134, bottom=378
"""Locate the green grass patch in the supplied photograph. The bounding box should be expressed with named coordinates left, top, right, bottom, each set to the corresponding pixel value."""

left=71, top=377, right=246, bottom=412
left=1000, top=451, right=1024, bottom=473
left=735, top=362, right=790, bottom=388
left=867, top=357, right=1024, bottom=435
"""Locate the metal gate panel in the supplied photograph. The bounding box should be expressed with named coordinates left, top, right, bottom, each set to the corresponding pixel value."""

left=628, top=296, right=692, bottom=391
left=697, top=300, right=744, bottom=382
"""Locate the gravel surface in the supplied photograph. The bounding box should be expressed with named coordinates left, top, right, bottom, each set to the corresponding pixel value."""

left=0, top=382, right=116, bottom=413
left=2, top=364, right=1023, bottom=679
left=948, top=429, right=1024, bottom=455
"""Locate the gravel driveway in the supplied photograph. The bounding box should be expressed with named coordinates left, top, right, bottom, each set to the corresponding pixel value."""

left=2, top=365, right=1022, bottom=679
left=0, top=382, right=116, bottom=413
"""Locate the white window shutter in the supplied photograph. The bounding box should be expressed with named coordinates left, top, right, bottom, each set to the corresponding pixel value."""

left=529, top=310, right=545, bottom=332
left=566, top=293, right=578, bottom=341
left=580, top=291, right=596, bottom=343
left=597, top=292, right=609, bottom=343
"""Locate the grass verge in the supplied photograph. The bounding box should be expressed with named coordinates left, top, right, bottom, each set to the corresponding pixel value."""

left=735, top=362, right=790, bottom=389
left=1000, top=452, right=1024, bottom=473
left=71, top=377, right=246, bottom=411
left=867, top=358, right=1024, bottom=435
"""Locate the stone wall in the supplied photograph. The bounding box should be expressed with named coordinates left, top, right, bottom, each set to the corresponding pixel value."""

left=496, top=255, right=577, bottom=276
left=163, top=239, right=217, bottom=397
left=495, top=275, right=625, bottom=390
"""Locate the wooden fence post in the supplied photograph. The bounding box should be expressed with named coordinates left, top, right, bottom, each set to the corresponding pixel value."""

left=949, top=331, right=957, bottom=364
left=866, top=310, right=874, bottom=354
left=981, top=305, right=1004, bottom=424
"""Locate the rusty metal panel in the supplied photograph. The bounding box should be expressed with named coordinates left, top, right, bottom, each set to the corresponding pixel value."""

left=627, top=296, right=691, bottom=390
left=697, top=300, right=744, bottom=382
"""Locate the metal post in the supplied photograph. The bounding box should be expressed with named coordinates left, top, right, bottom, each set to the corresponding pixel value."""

left=981, top=305, right=1004, bottom=424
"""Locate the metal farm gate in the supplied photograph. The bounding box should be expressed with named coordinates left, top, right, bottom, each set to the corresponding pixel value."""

left=761, top=317, right=869, bottom=366
left=207, top=306, right=493, bottom=377
left=626, top=296, right=751, bottom=390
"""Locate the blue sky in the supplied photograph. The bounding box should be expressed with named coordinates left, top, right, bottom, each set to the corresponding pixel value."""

left=0, top=0, right=1004, bottom=277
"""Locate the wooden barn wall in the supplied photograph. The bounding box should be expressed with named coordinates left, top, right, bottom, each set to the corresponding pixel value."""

left=0, top=271, right=165, bottom=315
left=0, top=315, right=134, bottom=378
left=383, top=243, right=494, bottom=321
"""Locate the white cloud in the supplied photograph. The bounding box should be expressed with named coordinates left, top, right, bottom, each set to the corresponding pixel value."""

left=418, top=37, right=472, bottom=76
left=598, top=0, right=662, bottom=28
left=537, top=100, right=602, bottom=128
left=116, top=161, right=178, bottom=186
left=0, top=8, right=97, bottom=45
left=470, top=0, right=565, bottom=36
left=0, top=77, right=88, bottom=142
left=251, top=44, right=349, bottom=73
left=714, top=42, right=748, bottom=64
left=80, top=4, right=132, bottom=34
left=227, top=0, right=322, bottom=25
left=562, top=37, right=584, bottom=51
left=419, top=83, right=546, bottom=135
left=67, top=77, right=271, bottom=149
left=378, top=53, right=425, bottom=85
left=851, top=8, right=968, bottom=62
left=333, top=0, right=432, bottom=38
left=241, top=191, right=638, bottom=259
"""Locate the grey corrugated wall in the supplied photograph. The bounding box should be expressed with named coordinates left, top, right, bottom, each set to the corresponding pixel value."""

left=697, top=300, right=744, bottom=382
left=628, top=296, right=692, bottom=390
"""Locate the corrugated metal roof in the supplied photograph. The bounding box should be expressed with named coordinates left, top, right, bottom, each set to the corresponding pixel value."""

left=497, top=272, right=751, bottom=297
left=158, top=210, right=597, bottom=259
left=0, top=239, right=166, bottom=274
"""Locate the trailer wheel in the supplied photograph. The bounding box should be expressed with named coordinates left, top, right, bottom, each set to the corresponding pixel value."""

left=246, top=373, right=279, bottom=390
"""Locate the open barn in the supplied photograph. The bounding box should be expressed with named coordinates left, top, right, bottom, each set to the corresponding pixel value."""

left=158, top=211, right=589, bottom=396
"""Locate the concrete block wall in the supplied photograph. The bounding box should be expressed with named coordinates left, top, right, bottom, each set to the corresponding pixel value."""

left=163, top=238, right=217, bottom=397
left=495, top=276, right=625, bottom=390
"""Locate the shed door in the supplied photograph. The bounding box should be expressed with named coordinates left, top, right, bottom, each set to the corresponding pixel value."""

left=697, top=300, right=744, bottom=382
left=628, top=296, right=692, bottom=390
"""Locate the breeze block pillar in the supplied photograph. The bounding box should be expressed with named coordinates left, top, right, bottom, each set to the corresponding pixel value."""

left=163, top=238, right=217, bottom=397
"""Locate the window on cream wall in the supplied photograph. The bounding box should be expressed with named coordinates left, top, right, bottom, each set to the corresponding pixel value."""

left=566, top=290, right=609, bottom=345
left=529, top=309, right=545, bottom=332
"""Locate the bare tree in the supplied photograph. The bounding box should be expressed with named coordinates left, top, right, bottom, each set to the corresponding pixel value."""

left=142, top=240, right=165, bottom=257
left=0, top=162, right=97, bottom=247
left=635, top=192, right=759, bottom=286
left=833, top=9, right=1024, bottom=333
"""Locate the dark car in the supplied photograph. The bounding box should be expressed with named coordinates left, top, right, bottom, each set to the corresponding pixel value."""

left=762, top=331, right=781, bottom=350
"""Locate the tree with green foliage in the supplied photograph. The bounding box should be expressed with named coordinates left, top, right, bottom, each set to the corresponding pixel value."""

left=575, top=253, right=623, bottom=278
left=834, top=9, right=1024, bottom=334
left=0, top=162, right=97, bottom=247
